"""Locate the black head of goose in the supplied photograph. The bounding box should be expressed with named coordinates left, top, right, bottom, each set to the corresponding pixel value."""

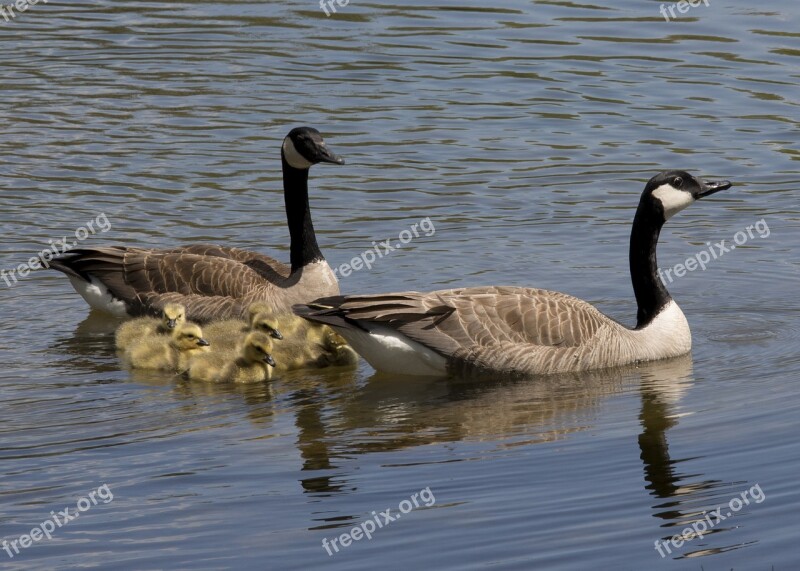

left=294, top=171, right=732, bottom=378
left=50, top=127, right=344, bottom=323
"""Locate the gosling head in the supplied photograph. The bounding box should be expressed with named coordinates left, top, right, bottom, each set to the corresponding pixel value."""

left=281, top=127, right=345, bottom=170
left=241, top=332, right=277, bottom=367
left=641, top=170, right=731, bottom=222
left=171, top=323, right=210, bottom=351
left=252, top=312, right=283, bottom=340
left=162, top=303, right=187, bottom=330
left=247, top=302, right=272, bottom=324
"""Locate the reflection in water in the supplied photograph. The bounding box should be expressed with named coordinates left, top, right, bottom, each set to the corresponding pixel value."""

left=55, top=287, right=763, bottom=560
left=638, top=363, right=759, bottom=558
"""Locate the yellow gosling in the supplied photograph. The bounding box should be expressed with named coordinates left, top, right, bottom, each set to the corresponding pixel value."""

left=115, top=303, right=186, bottom=351
left=188, top=332, right=276, bottom=384
left=254, top=312, right=358, bottom=370
left=204, top=304, right=284, bottom=351
left=124, top=322, right=209, bottom=372
left=203, top=319, right=249, bottom=352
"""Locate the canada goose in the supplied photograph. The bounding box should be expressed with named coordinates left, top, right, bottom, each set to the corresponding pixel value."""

left=295, top=171, right=732, bottom=377
left=187, top=331, right=276, bottom=383
left=123, top=323, right=210, bottom=372
left=49, top=127, right=344, bottom=323
left=114, top=303, right=186, bottom=351
left=254, top=310, right=358, bottom=370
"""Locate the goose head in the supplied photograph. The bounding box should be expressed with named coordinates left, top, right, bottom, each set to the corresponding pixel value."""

left=641, top=170, right=731, bottom=222
left=281, top=127, right=345, bottom=170
left=241, top=332, right=277, bottom=367
left=171, top=323, right=210, bottom=351
left=162, top=303, right=186, bottom=330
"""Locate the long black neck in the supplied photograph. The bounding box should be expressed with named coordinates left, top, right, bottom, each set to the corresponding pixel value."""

left=282, top=154, right=324, bottom=271
left=629, top=201, right=671, bottom=329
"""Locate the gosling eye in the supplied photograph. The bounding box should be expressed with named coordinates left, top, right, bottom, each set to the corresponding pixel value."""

left=673, top=176, right=683, bottom=188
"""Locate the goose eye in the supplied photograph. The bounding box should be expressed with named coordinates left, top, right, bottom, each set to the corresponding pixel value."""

left=673, top=176, right=683, bottom=188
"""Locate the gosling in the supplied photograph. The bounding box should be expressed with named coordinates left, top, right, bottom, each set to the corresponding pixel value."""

left=203, top=304, right=283, bottom=352
left=187, top=331, right=276, bottom=384
left=256, top=311, right=358, bottom=371
left=115, top=303, right=186, bottom=352
left=123, top=323, right=210, bottom=372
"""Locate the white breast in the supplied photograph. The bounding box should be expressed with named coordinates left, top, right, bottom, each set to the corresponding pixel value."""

left=627, top=301, right=692, bottom=360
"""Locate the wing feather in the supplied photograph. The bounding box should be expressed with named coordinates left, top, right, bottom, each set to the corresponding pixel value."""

left=301, top=287, right=610, bottom=373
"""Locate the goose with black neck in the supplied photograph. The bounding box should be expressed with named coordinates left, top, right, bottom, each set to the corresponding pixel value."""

left=295, top=171, right=732, bottom=377
left=50, top=127, right=344, bottom=323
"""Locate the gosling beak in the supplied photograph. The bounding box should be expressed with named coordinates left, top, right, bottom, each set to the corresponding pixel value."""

left=694, top=179, right=732, bottom=199
left=167, top=319, right=177, bottom=329
left=270, top=329, right=283, bottom=340
left=197, top=338, right=210, bottom=347
left=263, top=354, right=276, bottom=367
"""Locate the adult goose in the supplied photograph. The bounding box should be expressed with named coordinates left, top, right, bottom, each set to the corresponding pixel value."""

left=294, top=171, right=731, bottom=377
left=51, top=127, right=344, bottom=323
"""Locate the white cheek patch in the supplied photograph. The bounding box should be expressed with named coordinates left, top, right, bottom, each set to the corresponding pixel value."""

left=652, top=184, right=695, bottom=220
left=282, top=138, right=313, bottom=170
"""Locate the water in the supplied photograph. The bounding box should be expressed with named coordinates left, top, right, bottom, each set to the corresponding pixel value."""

left=1, top=0, right=798, bottom=569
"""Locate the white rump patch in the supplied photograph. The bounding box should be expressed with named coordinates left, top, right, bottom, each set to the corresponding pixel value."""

left=333, top=324, right=448, bottom=377
left=67, top=275, right=128, bottom=317
left=652, top=184, right=696, bottom=220
left=282, top=137, right=313, bottom=170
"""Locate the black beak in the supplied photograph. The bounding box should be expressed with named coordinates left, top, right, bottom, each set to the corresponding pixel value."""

left=167, top=319, right=177, bottom=329
left=315, top=144, right=345, bottom=165
left=695, top=179, right=732, bottom=199
left=197, top=338, right=210, bottom=347
left=270, top=329, right=283, bottom=340
left=263, top=354, right=276, bottom=367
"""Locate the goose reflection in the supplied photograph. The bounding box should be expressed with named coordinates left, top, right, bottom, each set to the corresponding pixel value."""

left=637, top=365, right=759, bottom=558
left=285, top=355, right=755, bottom=558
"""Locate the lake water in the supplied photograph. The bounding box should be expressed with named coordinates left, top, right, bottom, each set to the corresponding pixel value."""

left=1, top=0, right=798, bottom=569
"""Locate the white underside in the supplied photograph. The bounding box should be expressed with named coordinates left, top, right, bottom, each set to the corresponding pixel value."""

left=333, top=324, right=448, bottom=377
left=67, top=275, right=128, bottom=317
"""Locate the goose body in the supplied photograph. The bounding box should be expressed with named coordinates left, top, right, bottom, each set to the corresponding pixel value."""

left=187, top=332, right=276, bottom=383
left=295, top=171, right=731, bottom=378
left=123, top=323, right=210, bottom=372
left=115, top=303, right=186, bottom=352
left=50, top=127, right=344, bottom=323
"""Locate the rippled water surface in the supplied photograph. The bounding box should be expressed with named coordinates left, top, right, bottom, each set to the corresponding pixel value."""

left=1, top=1, right=798, bottom=569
